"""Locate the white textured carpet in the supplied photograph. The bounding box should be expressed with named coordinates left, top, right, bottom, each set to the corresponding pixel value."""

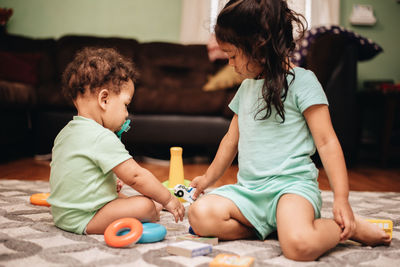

left=0, top=179, right=399, bottom=266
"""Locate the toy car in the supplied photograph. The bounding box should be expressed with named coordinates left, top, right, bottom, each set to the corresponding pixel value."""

left=174, top=184, right=196, bottom=203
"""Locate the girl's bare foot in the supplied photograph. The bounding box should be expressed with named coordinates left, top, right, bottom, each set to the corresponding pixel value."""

left=350, top=217, right=391, bottom=246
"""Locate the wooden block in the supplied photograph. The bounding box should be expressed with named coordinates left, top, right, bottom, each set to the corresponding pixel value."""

left=176, top=234, right=219, bottom=245
left=166, top=241, right=212, bottom=257
left=209, top=254, right=255, bottom=267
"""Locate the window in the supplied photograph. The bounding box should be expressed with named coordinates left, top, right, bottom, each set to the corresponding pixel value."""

left=180, top=0, right=339, bottom=44
left=180, top=0, right=227, bottom=44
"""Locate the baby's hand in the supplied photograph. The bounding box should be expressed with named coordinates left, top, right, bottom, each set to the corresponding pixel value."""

left=116, top=178, right=124, bottom=193
left=164, top=195, right=185, bottom=223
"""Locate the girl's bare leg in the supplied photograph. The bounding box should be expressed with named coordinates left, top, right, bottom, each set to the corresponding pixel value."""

left=276, top=194, right=341, bottom=261
left=85, top=195, right=159, bottom=234
left=277, top=194, right=391, bottom=261
left=188, top=194, right=255, bottom=240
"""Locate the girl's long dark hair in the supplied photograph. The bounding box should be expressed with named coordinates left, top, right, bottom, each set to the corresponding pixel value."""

left=215, top=0, right=306, bottom=122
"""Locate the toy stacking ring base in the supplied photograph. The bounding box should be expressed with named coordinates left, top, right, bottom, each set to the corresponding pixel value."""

left=104, top=218, right=143, bottom=247
left=138, top=223, right=167, bottom=243
left=30, top=193, right=51, bottom=207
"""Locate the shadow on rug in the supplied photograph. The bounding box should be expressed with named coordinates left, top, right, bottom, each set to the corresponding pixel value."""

left=0, top=179, right=399, bottom=266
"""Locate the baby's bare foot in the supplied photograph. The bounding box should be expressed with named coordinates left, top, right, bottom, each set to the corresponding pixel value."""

left=351, top=217, right=391, bottom=246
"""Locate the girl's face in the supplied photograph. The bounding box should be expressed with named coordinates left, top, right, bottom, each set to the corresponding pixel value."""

left=103, top=79, right=134, bottom=132
left=218, top=42, right=262, bottom=79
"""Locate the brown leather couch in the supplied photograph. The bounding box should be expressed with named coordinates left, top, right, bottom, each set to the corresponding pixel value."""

left=0, top=29, right=379, bottom=165
left=0, top=33, right=235, bottom=161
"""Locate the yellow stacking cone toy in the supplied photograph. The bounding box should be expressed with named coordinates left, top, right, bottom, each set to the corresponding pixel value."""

left=163, top=147, right=190, bottom=202
left=169, top=147, right=184, bottom=188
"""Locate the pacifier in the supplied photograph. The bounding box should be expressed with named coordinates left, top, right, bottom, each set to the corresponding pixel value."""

left=117, top=119, right=131, bottom=139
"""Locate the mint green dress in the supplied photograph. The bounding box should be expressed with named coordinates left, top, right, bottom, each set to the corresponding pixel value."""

left=47, top=116, right=132, bottom=234
left=210, top=67, right=328, bottom=239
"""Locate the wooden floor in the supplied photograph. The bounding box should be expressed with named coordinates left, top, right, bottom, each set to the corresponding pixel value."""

left=0, top=157, right=399, bottom=192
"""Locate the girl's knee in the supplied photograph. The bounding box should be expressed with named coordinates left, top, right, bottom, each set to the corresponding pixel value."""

left=280, top=232, right=318, bottom=261
left=188, top=199, right=219, bottom=235
left=188, top=200, right=211, bottom=223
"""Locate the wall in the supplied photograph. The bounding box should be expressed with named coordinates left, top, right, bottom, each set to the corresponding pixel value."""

left=340, top=0, right=400, bottom=88
left=1, top=0, right=182, bottom=42
left=2, top=0, right=398, bottom=87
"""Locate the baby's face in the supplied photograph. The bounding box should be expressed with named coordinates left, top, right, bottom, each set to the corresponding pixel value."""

left=218, top=41, right=262, bottom=79
left=103, top=79, right=134, bottom=133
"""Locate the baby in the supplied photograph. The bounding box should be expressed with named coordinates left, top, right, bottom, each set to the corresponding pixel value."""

left=47, top=47, right=185, bottom=234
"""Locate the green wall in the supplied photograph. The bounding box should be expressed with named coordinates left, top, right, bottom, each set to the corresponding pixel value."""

left=1, top=0, right=182, bottom=42
left=2, top=0, right=399, bottom=87
left=340, top=0, right=400, bottom=88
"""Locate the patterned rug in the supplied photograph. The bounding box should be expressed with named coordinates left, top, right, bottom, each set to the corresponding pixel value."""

left=1, top=179, right=399, bottom=267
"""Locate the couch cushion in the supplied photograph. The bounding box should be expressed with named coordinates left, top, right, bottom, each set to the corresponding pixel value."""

left=33, top=35, right=140, bottom=108
left=0, top=51, right=42, bottom=85
left=56, top=35, right=140, bottom=78
left=133, top=42, right=231, bottom=115
left=0, top=34, right=57, bottom=86
left=0, top=33, right=55, bottom=52
left=132, top=85, right=233, bottom=116
left=203, top=64, right=244, bottom=92
left=36, top=81, right=75, bottom=110
left=137, top=42, right=212, bottom=90
left=0, top=80, right=36, bottom=107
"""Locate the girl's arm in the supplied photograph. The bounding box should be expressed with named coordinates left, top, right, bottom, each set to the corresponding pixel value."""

left=304, top=104, right=356, bottom=240
left=113, top=159, right=185, bottom=222
left=191, top=114, right=239, bottom=198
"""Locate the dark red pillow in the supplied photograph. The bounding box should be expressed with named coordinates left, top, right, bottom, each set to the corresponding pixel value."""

left=0, top=51, right=42, bottom=85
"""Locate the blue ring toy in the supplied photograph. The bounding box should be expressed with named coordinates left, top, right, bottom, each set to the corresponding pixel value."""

left=137, top=223, right=167, bottom=243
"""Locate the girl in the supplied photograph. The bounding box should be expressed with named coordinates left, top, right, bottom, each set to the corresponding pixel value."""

left=48, top=47, right=185, bottom=235
left=188, top=0, right=391, bottom=261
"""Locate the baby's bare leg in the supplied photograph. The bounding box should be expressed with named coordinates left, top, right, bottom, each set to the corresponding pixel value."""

left=276, top=194, right=342, bottom=261
left=188, top=194, right=255, bottom=240
left=153, top=200, right=163, bottom=213
left=119, top=192, right=162, bottom=217
left=85, top=195, right=159, bottom=234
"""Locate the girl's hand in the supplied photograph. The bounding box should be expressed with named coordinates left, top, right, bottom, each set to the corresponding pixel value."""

left=163, top=195, right=185, bottom=223
left=333, top=197, right=356, bottom=241
left=190, top=175, right=211, bottom=200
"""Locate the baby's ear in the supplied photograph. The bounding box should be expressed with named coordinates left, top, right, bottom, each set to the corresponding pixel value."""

left=98, top=89, right=110, bottom=110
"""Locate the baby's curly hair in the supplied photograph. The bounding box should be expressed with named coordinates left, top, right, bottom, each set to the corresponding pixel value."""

left=62, top=47, right=138, bottom=100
